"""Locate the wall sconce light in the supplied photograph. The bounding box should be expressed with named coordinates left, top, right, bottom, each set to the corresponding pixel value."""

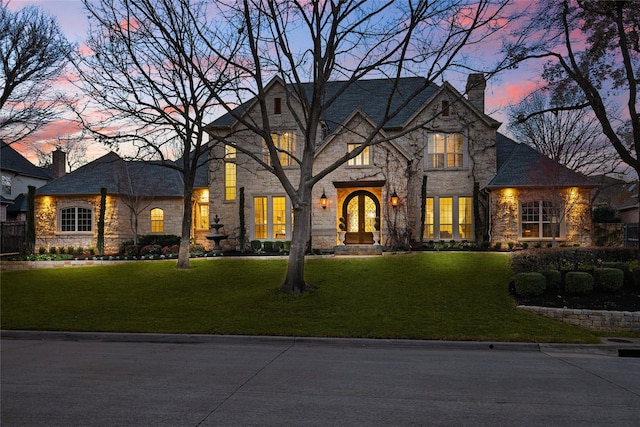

left=320, top=190, right=327, bottom=209
left=391, top=190, right=399, bottom=207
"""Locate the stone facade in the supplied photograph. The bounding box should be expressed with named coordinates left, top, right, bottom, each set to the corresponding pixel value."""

left=519, top=305, right=640, bottom=333
left=35, top=193, right=210, bottom=254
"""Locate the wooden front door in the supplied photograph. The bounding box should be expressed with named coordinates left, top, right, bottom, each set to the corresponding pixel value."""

left=343, top=191, right=379, bottom=244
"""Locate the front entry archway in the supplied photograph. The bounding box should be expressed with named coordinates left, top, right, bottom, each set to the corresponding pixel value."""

left=342, top=190, right=380, bottom=244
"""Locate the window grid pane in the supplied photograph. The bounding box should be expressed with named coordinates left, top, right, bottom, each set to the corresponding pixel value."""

left=254, top=197, right=267, bottom=239
left=427, top=133, right=463, bottom=169
left=61, top=208, right=75, bottom=232
left=347, top=143, right=370, bottom=166
left=225, top=162, right=236, bottom=200
left=423, top=198, right=434, bottom=239
left=272, top=197, right=286, bottom=239
left=150, top=208, right=164, bottom=233
left=439, top=197, right=453, bottom=239
left=77, top=208, right=92, bottom=232
left=459, top=197, right=472, bottom=239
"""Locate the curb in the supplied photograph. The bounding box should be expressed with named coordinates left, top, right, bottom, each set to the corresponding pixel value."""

left=3, top=330, right=639, bottom=355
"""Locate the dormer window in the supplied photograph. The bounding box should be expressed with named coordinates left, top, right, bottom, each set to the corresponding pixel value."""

left=274, top=97, right=282, bottom=114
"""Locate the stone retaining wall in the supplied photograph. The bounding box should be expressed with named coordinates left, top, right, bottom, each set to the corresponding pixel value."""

left=1, top=259, right=123, bottom=272
left=518, top=305, right=640, bottom=332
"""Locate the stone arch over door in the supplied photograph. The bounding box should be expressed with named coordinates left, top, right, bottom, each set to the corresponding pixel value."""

left=342, top=190, right=380, bottom=244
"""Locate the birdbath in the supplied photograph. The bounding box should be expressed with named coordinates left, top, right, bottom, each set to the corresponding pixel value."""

left=206, top=215, right=228, bottom=256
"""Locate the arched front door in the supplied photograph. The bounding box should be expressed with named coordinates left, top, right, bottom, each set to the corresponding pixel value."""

left=343, top=190, right=380, bottom=244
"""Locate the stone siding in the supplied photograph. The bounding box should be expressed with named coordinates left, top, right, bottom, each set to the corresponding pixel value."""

left=519, top=305, right=640, bottom=332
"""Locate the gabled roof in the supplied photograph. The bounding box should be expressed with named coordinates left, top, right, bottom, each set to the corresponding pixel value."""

left=36, top=152, right=185, bottom=197
left=209, top=77, right=443, bottom=133
left=0, top=141, right=51, bottom=180
left=487, top=133, right=595, bottom=188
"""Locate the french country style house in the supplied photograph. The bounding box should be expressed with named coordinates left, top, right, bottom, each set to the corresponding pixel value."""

left=32, top=73, right=594, bottom=254
left=206, top=74, right=594, bottom=251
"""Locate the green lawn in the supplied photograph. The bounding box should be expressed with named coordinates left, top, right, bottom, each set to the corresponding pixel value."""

left=1, top=252, right=601, bottom=343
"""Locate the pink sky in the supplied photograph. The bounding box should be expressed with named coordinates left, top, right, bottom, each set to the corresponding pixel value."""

left=5, top=0, right=544, bottom=165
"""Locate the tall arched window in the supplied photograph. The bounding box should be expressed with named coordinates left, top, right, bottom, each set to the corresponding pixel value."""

left=150, top=208, right=164, bottom=233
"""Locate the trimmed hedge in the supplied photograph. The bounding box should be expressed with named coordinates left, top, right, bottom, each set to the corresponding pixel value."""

left=514, top=272, right=546, bottom=297
left=593, top=268, right=624, bottom=292
left=565, top=271, right=594, bottom=295
left=510, top=247, right=639, bottom=274
left=540, top=269, right=561, bottom=290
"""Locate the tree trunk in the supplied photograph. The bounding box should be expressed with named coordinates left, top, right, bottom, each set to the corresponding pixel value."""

left=280, top=199, right=311, bottom=294
left=176, top=190, right=193, bottom=269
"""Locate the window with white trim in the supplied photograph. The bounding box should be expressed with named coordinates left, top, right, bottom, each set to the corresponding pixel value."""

left=60, top=207, right=92, bottom=232
left=347, top=143, right=370, bottom=166
left=150, top=208, right=164, bottom=233
left=253, top=196, right=291, bottom=240
left=262, top=132, right=296, bottom=167
left=423, top=196, right=473, bottom=240
left=521, top=200, right=562, bottom=239
left=425, top=132, right=464, bottom=169
left=224, top=145, right=236, bottom=201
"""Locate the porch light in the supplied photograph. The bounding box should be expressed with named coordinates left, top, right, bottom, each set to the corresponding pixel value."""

left=320, top=190, right=327, bottom=209
left=391, top=190, right=399, bottom=207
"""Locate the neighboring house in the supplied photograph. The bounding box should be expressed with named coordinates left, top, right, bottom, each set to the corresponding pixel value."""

left=207, top=74, right=595, bottom=251
left=34, top=152, right=210, bottom=254
left=0, top=141, right=54, bottom=222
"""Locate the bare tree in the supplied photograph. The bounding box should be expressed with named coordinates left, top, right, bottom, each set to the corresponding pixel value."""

left=0, top=3, right=72, bottom=146
left=34, top=133, right=89, bottom=172
left=205, top=0, right=514, bottom=293
left=75, top=0, right=238, bottom=268
left=504, top=0, right=639, bottom=182
left=508, top=89, right=624, bottom=177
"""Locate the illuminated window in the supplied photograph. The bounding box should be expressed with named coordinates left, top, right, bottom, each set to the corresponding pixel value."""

left=439, top=197, right=453, bottom=239
left=150, top=208, right=164, bottom=233
left=424, top=197, right=434, bottom=239
left=262, top=132, right=296, bottom=166
left=521, top=201, right=561, bottom=239
left=423, top=196, right=473, bottom=240
left=196, top=203, right=209, bottom=230
left=459, top=197, right=473, bottom=239
left=254, top=197, right=268, bottom=239
left=225, top=145, right=236, bottom=201
left=347, top=143, right=370, bottom=166
left=60, top=207, right=92, bottom=232
left=273, top=197, right=286, bottom=239
left=254, top=196, right=291, bottom=240
left=426, top=133, right=464, bottom=169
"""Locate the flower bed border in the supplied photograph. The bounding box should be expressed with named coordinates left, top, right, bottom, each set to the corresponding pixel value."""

left=518, top=305, right=640, bottom=332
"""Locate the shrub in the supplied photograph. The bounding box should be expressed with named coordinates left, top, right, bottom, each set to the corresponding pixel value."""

left=138, top=234, right=181, bottom=248
left=250, top=240, right=262, bottom=253
left=75, top=246, right=84, bottom=255
left=593, top=268, right=624, bottom=292
left=190, top=243, right=205, bottom=255
left=540, top=269, right=561, bottom=290
left=140, top=244, right=162, bottom=255
left=263, top=241, right=274, bottom=252
left=602, top=261, right=632, bottom=285
left=67, top=246, right=75, bottom=255
left=58, top=246, right=65, bottom=254
left=565, top=271, right=594, bottom=295
left=510, top=247, right=640, bottom=274
left=49, top=246, right=57, bottom=255
left=273, top=241, right=284, bottom=253
left=88, top=247, right=96, bottom=256
left=514, top=273, right=546, bottom=297
left=283, top=240, right=292, bottom=253
left=633, top=267, right=640, bottom=289
left=162, top=245, right=180, bottom=255
left=38, top=246, right=46, bottom=255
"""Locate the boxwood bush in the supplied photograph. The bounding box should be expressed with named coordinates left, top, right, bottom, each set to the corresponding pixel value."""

left=593, top=268, right=624, bottom=292
left=510, top=247, right=639, bottom=274
left=514, top=272, right=547, bottom=297
left=540, top=269, right=561, bottom=290
left=565, top=271, right=594, bottom=295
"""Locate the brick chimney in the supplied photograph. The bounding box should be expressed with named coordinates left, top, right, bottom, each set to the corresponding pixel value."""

left=51, top=148, right=66, bottom=179
left=466, top=73, right=486, bottom=113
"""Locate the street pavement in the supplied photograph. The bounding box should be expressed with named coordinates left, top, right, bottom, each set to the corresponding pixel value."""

left=1, top=332, right=639, bottom=426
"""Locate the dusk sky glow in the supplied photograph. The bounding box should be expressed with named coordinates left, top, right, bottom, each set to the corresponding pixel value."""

left=5, top=0, right=549, bottom=164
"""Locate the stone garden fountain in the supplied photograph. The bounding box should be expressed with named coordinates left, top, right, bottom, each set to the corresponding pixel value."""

left=206, top=214, right=228, bottom=256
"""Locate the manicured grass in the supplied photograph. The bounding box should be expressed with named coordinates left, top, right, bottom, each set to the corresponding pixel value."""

left=1, top=253, right=601, bottom=343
